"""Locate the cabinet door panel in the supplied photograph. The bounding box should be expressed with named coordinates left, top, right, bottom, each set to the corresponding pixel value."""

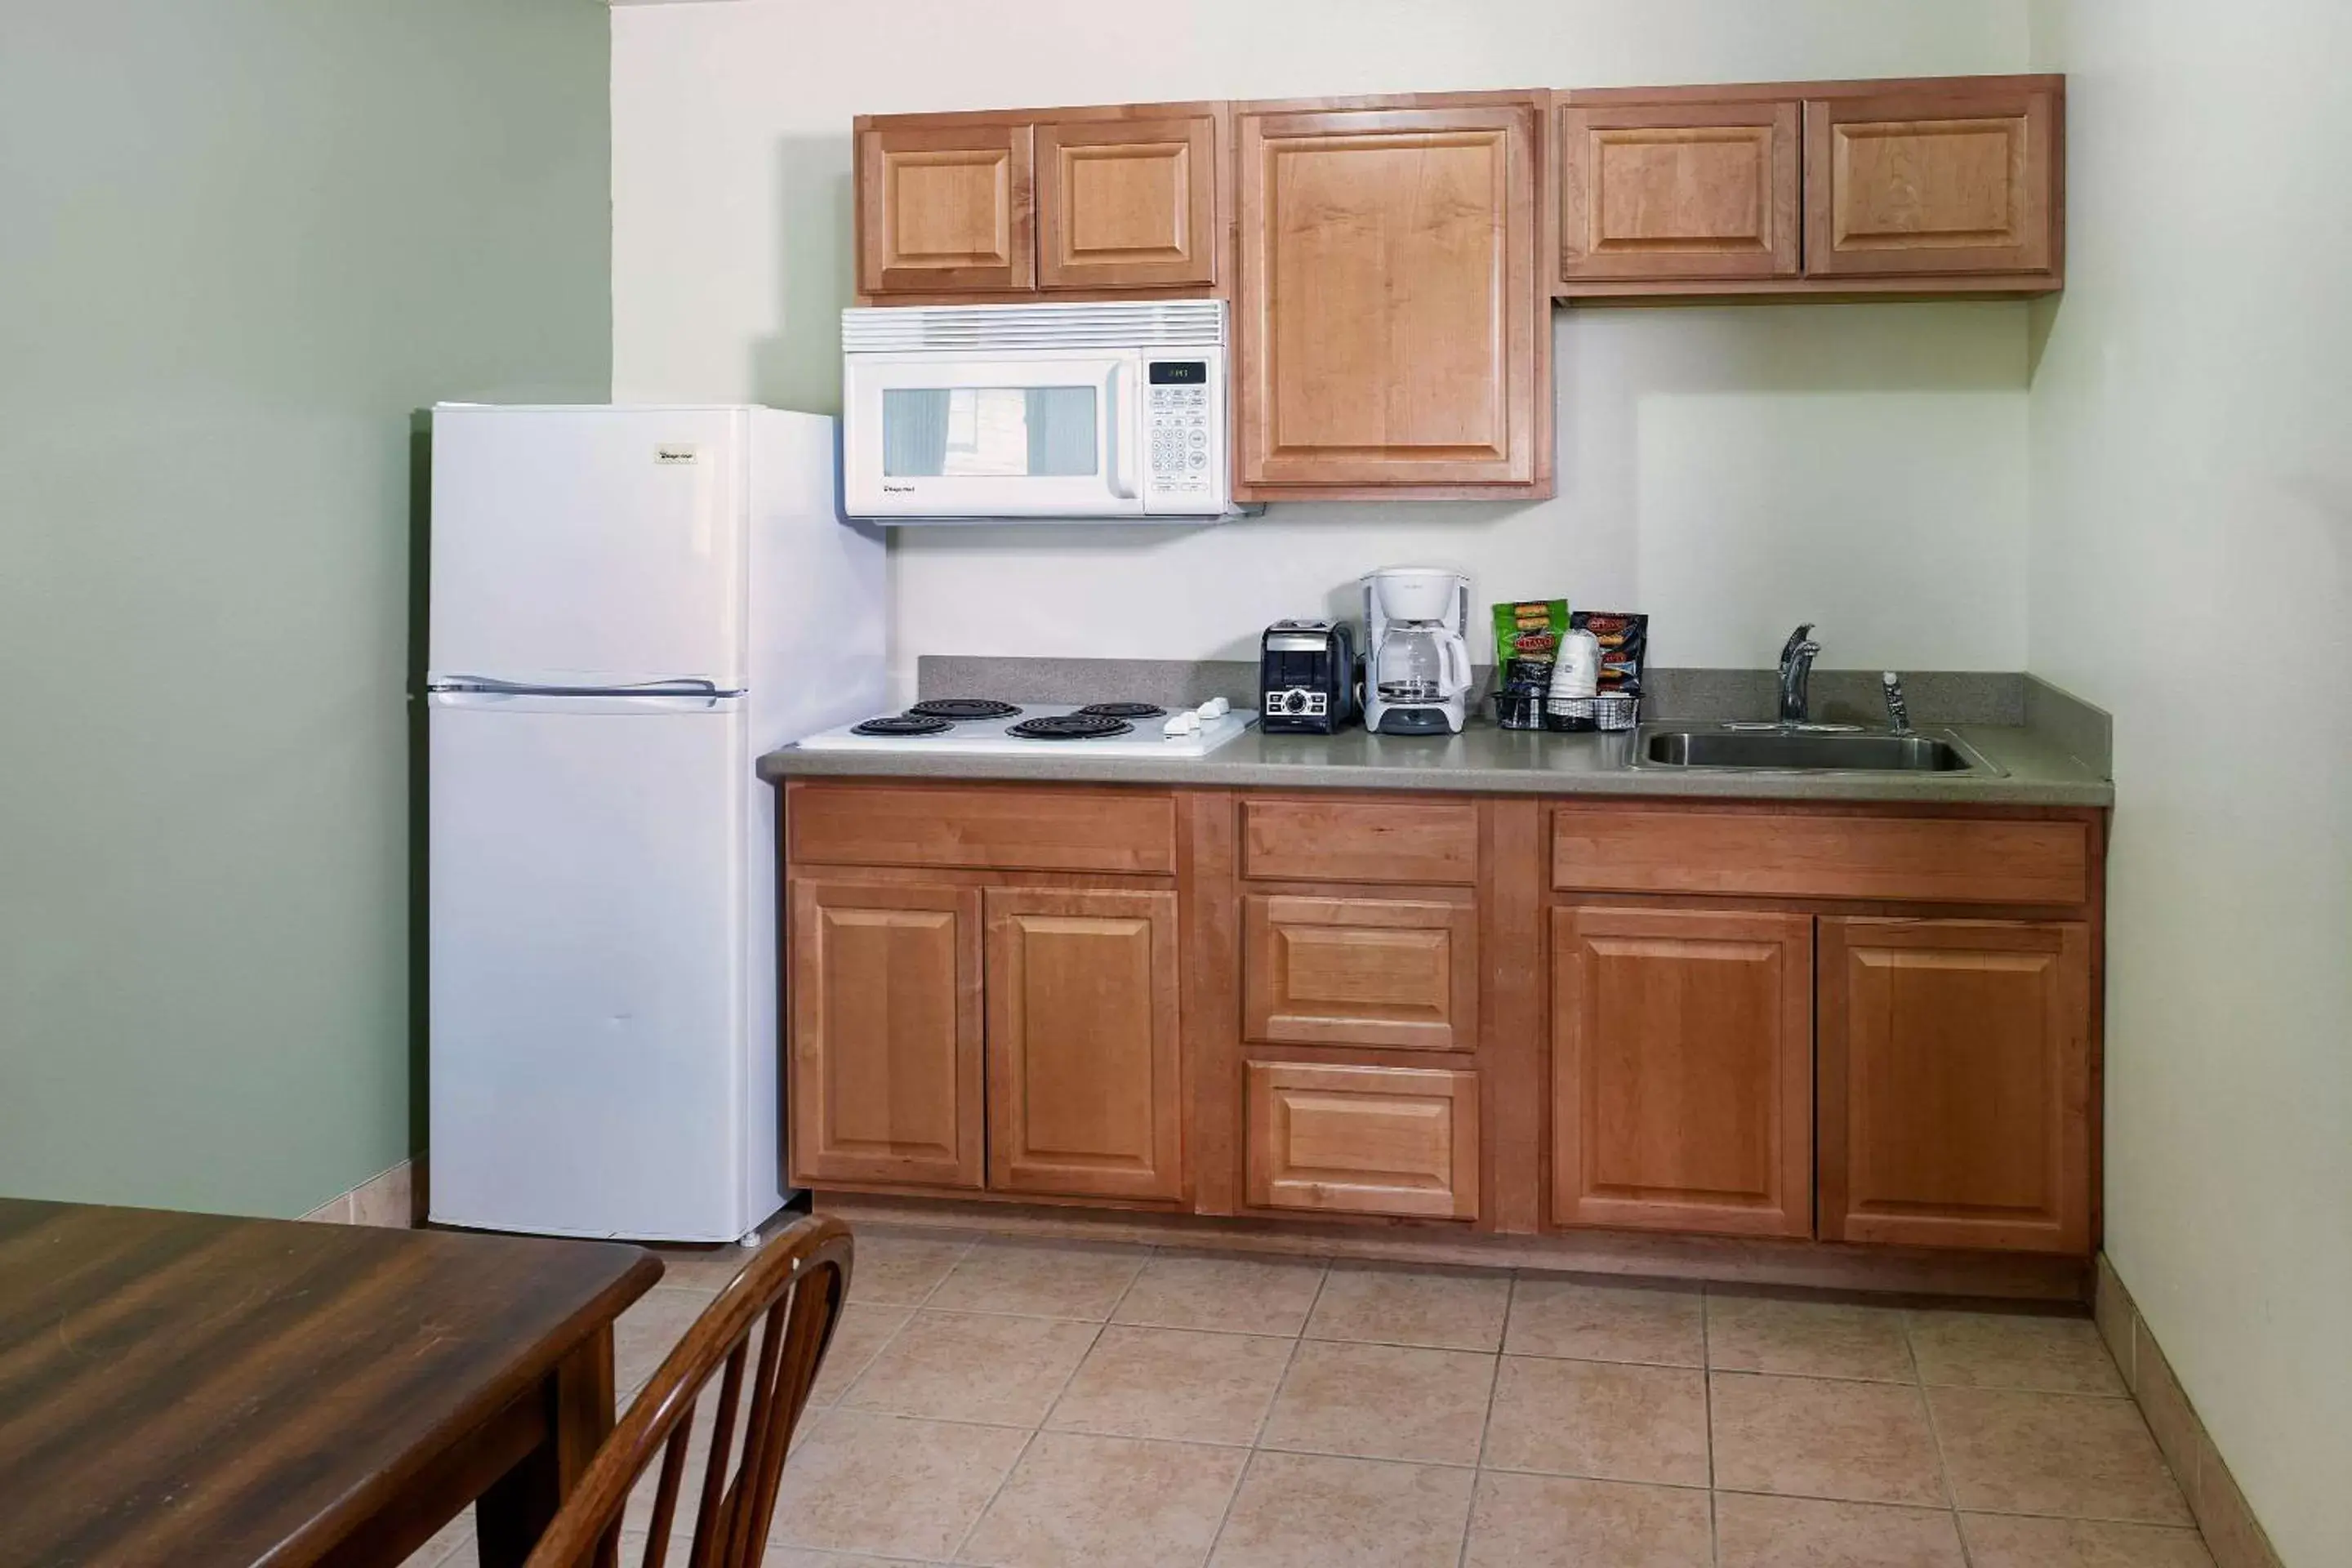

left=1245, top=1062, right=1477, bottom=1219
left=985, top=887, right=1182, bottom=1200
left=1244, top=895, right=1476, bottom=1052
left=1238, top=101, right=1539, bottom=487
left=788, top=880, right=983, bottom=1189
left=1551, top=906, right=1813, bottom=1236
left=1038, top=114, right=1218, bottom=289
left=858, top=123, right=1036, bottom=294
left=1559, top=100, right=1800, bottom=282
left=1820, top=919, right=2090, bottom=1253
left=1805, top=87, right=2057, bottom=278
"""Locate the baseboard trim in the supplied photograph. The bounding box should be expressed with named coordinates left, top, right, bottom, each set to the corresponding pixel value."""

left=816, top=1192, right=2091, bottom=1303
left=2096, top=1254, right=2286, bottom=1568
left=301, top=1156, right=425, bottom=1228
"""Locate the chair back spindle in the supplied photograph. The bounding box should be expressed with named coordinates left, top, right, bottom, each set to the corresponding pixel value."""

left=522, top=1215, right=853, bottom=1568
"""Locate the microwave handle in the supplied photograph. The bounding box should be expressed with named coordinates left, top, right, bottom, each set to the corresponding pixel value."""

left=1105, top=361, right=1136, bottom=500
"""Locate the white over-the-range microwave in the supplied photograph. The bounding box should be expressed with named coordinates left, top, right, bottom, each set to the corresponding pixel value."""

left=841, top=301, right=1240, bottom=523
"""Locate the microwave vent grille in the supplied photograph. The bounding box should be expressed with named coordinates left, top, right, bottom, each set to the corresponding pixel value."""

left=842, top=301, right=1227, bottom=353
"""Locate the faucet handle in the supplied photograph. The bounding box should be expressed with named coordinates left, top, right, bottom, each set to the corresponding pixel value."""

left=1779, top=622, right=1818, bottom=666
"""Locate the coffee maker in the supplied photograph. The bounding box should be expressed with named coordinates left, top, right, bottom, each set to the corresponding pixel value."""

left=1362, top=568, right=1472, bottom=735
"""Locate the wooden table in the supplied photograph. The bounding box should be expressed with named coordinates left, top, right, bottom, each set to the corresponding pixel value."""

left=0, top=1197, right=662, bottom=1568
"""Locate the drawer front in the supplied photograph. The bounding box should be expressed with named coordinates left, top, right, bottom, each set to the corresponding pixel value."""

left=1244, top=895, right=1477, bottom=1052
left=789, top=783, right=1176, bottom=875
left=1552, top=807, right=2091, bottom=906
left=1242, top=798, right=1479, bottom=886
left=1245, top=1062, right=1479, bottom=1220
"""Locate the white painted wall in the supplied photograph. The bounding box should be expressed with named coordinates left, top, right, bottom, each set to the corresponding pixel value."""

left=612, top=0, right=2032, bottom=696
left=2028, top=5, right=2350, bottom=1563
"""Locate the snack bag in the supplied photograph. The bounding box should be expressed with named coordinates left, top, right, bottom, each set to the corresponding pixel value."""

left=1570, top=611, right=1649, bottom=697
left=1492, top=600, right=1570, bottom=730
left=1493, top=600, right=1570, bottom=680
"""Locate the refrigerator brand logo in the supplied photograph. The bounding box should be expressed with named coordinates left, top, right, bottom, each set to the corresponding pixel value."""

left=882, top=483, right=916, bottom=495
left=654, top=445, right=700, bottom=465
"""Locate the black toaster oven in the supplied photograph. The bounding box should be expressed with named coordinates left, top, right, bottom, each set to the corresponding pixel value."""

left=1258, top=619, right=1356, bottom=734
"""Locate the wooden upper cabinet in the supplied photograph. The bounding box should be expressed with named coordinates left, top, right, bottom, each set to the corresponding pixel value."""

left=1236, top=96, right=1546, bottom=493
left=857, top=122, right=1036, bottom=295
left=1558, top=99, right=1800, bottom=283
left=787, top=880, right=984, bottom=1190
left=983, top=887, right=1183, bottom=1201
left=1037, top=112, right=1220, bottom=289
left=1551, top=906, right=1814, bottom=1237
left=1819, top=918, right=2091, bottom=1254
left=1805, top=80, right=2060, bottom=280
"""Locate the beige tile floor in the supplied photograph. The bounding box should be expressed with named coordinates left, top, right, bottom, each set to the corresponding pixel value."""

left=406, top=1224, right=2214, bottom=1568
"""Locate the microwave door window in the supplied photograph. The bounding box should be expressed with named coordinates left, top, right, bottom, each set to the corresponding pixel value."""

left=882, top=387, right=1098, bottom=478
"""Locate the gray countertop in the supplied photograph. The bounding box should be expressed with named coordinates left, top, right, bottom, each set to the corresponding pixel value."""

left=759, top=719, right=2114, bottom=806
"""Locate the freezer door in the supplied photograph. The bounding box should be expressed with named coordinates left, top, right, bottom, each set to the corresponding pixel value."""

left=430, top=406, right=747, bottom=689
left=427, top=690, right=763, bottom=1241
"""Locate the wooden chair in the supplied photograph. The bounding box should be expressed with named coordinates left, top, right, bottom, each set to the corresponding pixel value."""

left=523, top=1214, right=853, bottom=1568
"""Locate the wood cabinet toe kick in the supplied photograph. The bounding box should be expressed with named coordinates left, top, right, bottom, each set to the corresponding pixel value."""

left=779, top=782, right=2106, bottom=1296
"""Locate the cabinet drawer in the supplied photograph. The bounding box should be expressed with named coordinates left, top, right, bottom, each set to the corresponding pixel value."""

left=1552, top=807, right=2090, bottom=906
left=1242, top=798, right=1479, bottom=885
left=1245, top=1062, right=1479, bottom=1220
left=788, top=783, right=1176, bottom=875
left=1244, top=895, right=1477, bottom=1052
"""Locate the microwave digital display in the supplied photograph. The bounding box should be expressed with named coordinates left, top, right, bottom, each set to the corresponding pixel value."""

left=1149, top=361, right=1208, bottom=385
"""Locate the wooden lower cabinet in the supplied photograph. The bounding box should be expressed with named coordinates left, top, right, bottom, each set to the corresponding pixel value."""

left=788, top=880, right=985, bottom=1190
left=1245, top=1062, right=1479, bottom=1220
left=983, top=887, right=1183, bottom=1200
left=1550, top=906, right=1815, bottom=1236
left=1243, top=893, right=1477, bottom=1052
left=782, top=782, right=2103, bottom=1280
left=1819, top=918, right=2091, bottom=1254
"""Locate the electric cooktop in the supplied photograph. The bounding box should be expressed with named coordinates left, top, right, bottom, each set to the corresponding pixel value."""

left=795, top=699, right=1258, bottom=760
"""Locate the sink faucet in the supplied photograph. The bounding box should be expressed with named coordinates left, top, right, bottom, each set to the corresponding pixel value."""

left=1776, top=623, right=1820, bottom=724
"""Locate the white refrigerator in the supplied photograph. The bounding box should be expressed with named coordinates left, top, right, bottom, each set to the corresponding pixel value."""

left=425, top=404, right=884, bottom=1242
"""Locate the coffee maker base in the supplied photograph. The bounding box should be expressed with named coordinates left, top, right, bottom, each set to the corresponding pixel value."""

left=1371, top=706, right=1467, bottom=736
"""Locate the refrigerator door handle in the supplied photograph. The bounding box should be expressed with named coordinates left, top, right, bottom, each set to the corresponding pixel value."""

left=426, top=675, right=742, bottom=698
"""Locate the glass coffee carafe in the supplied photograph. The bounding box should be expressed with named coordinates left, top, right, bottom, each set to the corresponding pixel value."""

left=1373, top=619, right=1471, bottom=706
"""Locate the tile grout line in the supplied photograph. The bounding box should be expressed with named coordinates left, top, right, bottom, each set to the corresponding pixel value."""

left=818, top=1232, right=975, bottom=1416
left=1200, top=1254, right=1330, bottom=1566
left=938, top=1234, right=1150, bottom=1566
left=1904, top=1307, right=1978, bottom=1567
left=1450, top=1267, right=1515, bottom=1568
left=1701, top=1281, right=1721, bottom=1567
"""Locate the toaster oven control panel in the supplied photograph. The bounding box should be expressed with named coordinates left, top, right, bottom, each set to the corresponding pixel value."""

left=1146, top=359, right=1218, bottom=510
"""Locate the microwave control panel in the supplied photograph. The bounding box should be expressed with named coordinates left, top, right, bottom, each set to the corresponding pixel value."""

left=1145, top=356, right=1223, bottom=513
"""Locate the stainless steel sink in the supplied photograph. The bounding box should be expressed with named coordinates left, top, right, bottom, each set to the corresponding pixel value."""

left=1634, top=724, right=1999, bottom=774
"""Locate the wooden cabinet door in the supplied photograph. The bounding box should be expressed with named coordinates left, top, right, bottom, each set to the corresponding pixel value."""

left=1804, top=84, right=2058, bottom=278
left=1820, top=919, right=2091, bottom=1253
left=983, top=887, right=1182, bottom=1200
left=1244, top=894, right=1476, bottom=1051
left=1236, top=100, right=1541, bottom=488
left=1245, top=1062, right=1479, bottom=1220
left=1558, top=100, right=1800, bottom=283
left=1037, top=113, right=1219, bottom=289
left=1551, top=906, right=1814, bottom=1236
left=788, top=880, right=983, bottom=1189
left=857, top=123, right=1036, bottom=295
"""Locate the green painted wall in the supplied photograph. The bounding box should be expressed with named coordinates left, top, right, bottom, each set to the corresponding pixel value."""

left=0, top=2, right=612, bottom=1216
